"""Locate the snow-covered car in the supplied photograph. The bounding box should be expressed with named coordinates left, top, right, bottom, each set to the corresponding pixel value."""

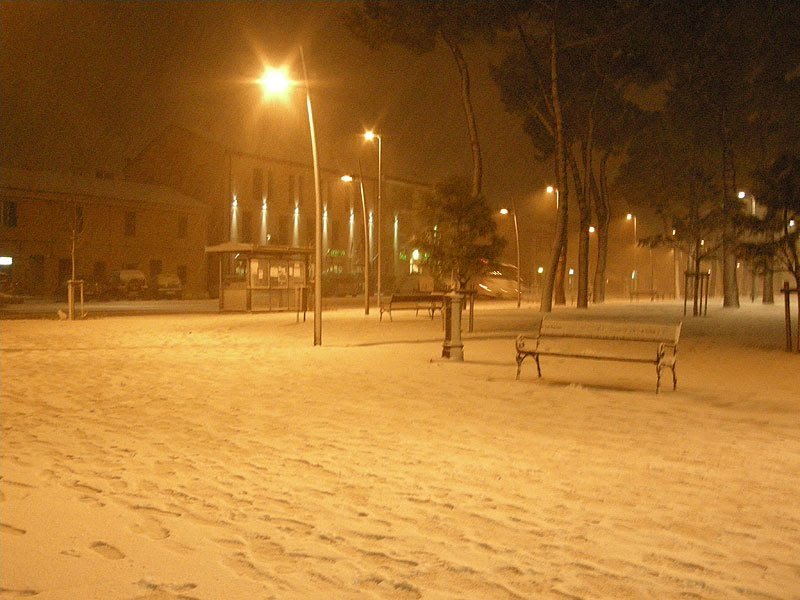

left=474, top=263, right=525, bottom=299
left=152, top=273, right=183, bottom=299
left=107, top=269, right=148, bottom=300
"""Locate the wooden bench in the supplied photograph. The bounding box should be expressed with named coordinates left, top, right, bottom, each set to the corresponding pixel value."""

left=515, top=317, right=682, bottom=393
left=630, top=289, right=665, bottom=302
left=379, top=293, right=445, bottom=322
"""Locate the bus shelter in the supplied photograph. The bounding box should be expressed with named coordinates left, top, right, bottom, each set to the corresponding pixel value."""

left=205, top=243, right=313, bottom=314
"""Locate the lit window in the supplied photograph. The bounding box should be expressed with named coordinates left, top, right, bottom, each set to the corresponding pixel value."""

left=1, top=201, right=17, bottom=227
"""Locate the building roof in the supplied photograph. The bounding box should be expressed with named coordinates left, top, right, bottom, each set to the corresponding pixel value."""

left=205, top=242, right=313, bottom=257
left=0, top=166, right=207, bottom=209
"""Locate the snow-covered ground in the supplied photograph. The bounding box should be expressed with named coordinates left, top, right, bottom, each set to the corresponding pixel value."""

left=1, top=300, right=799, bottom=599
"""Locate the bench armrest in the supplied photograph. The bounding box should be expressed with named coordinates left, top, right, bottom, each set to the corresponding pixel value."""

left=657, top=341, right=678, bottom=358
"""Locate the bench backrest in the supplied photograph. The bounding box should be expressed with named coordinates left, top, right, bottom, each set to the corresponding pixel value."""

left=390, top=293, right=442, bottom=303
left=538, top=318, right=681, bottom=344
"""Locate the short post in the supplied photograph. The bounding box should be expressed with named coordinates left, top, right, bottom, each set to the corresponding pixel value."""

left=441, top=291, right=464, bottom=361
left=784, top=281, right=792, bottom=352
left=67, top=279, right=84, bottom=320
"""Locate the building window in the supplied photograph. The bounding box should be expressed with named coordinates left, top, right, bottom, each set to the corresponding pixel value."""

left=305, top=217, right=314, bottom=245
left=278, top=214, right=290, bottom=245
left=58, top=258, right=71, bottom=285
left=241, top=210, right=252, bottom=243
left=124, top=211, right=136, bottom=236
left=178, top=213, right=188, bottom=238
left=1, top=201, right=17, bottom=227
left=177, top=265, right=187, bottom=285
left=289, top=175, right=296, bottom=206
left=253, top=168, right=263, bottom=205
left=74, top=205, right=84, bottom=233
left=266, top=170, right=274, bottom=203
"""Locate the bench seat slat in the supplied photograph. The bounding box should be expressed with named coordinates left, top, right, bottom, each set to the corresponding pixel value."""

left=534, top=351, right=656, bottom=363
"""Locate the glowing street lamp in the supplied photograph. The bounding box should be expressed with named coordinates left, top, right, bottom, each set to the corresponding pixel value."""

left=364, top=130, right=382, bottom=303
left=259, top=49, right=323, bottom=346
left=499, top=202, right=522, bottom=307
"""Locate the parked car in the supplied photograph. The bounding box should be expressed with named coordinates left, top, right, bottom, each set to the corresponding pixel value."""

left=473, top=263, right=526, bottom=299
left=107, top=269, right=148, bottom=300
left=152, top=273, right=183, bottom=299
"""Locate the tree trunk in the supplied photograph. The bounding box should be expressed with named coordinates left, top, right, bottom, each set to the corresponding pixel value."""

left=441, top=33, right=482, bottom=198
left=720, top=107, right=740, bottom=308
left=762, top=257, right=774, bottom=304
left=541, top=20, right=568, bottom=314
left=568, top=149, right=590, bottom=308
left=693, top=242, right=702, bottom=317
left=555, top=243, right=567, bottom=305
left=592, top=152, right=611, bottom=303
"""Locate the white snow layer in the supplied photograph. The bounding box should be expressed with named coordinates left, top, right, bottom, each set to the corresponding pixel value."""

left=1, top=300, right=799, bottom=599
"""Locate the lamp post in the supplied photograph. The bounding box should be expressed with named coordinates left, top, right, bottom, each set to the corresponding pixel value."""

left=546, top=185, right=559, bottom=209
left=499, top=202, right=521, bottom=308
left=260, top=47, right=323, bottom=345
left=364, top=131, right=382, bottom=301
left=341, top=174, right=370, bottom=315
left=626, top=213, right=638, bottom=294
left=546, top=185, right=567, bottom=304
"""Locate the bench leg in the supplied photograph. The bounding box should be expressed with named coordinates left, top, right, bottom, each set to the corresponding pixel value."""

left=655, top=364, right=662, bottom=394
left=672, top=365, right=678, bottom=391
left=534, top=354, right=542, bottom=378
left=515, top=353, right=524, bottom=380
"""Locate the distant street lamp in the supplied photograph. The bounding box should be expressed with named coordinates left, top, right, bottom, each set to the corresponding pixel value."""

left=626, top=213, right=638, bottom=293
left=364, top=131, right=382, bottom=301
left=499, top=202, right=521, bottom=308
left=341, top=174, right=370, bottom=315
left=546, top=185, right=559, bottom=209
left=259, top=48, right=323, bottom=346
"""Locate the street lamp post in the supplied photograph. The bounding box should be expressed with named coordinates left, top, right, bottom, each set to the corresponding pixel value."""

left=341, top=174, right=370, bottom=315
left=364, top=131, right=382, bottom=302
left=626, top=213, right=638, bottom=294
left=546, top=185, right=567, bottom=305
left=546, top=185, right=559, bottom=209
left=499, top=202, right=521, bottom=308
left=260, top=47, right=322, bottom=345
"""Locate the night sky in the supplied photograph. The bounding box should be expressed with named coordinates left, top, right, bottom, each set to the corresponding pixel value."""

left=0, top=1, right=543, bottom=204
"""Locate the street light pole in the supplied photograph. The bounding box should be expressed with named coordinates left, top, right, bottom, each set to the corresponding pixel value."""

left=365, top=131, right=382, bottom=302
left=262, top=52, right=323, bottom=344
left=627, top=213, right=638, bottom=293
left=341, top=173, right=370, bottom=315
left=298, top=47, right=323, bottom=346
left=500, top=203, right=521, bottom=308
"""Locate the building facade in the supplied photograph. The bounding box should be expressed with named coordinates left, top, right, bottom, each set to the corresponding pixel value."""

left=0, top=167, right=209, bottom=298
left=125, top=126, right=434, bottom=297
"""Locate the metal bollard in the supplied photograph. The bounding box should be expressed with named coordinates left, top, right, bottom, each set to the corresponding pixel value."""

left=441, top=291, right=464, bottom=361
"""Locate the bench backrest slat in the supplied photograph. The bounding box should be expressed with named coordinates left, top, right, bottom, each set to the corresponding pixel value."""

left=539, top=319, right=681, bottom=343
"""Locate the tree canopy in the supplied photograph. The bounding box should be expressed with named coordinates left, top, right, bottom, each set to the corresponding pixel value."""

left=416, top=176, right=504, bottom=290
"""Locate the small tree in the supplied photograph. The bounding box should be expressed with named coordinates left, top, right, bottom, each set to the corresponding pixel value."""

left=417, top=176, right=505, bottom=291
left=739, top=154, right=800, bottom=291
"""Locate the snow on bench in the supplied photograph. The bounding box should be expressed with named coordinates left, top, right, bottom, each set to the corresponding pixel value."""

left=379, top=293, right=445, bottom=322
left=515, top=317, right=682, bottom=393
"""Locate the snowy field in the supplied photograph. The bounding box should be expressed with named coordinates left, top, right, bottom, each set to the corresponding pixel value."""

left=1, top=300, right=799, bottom=600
